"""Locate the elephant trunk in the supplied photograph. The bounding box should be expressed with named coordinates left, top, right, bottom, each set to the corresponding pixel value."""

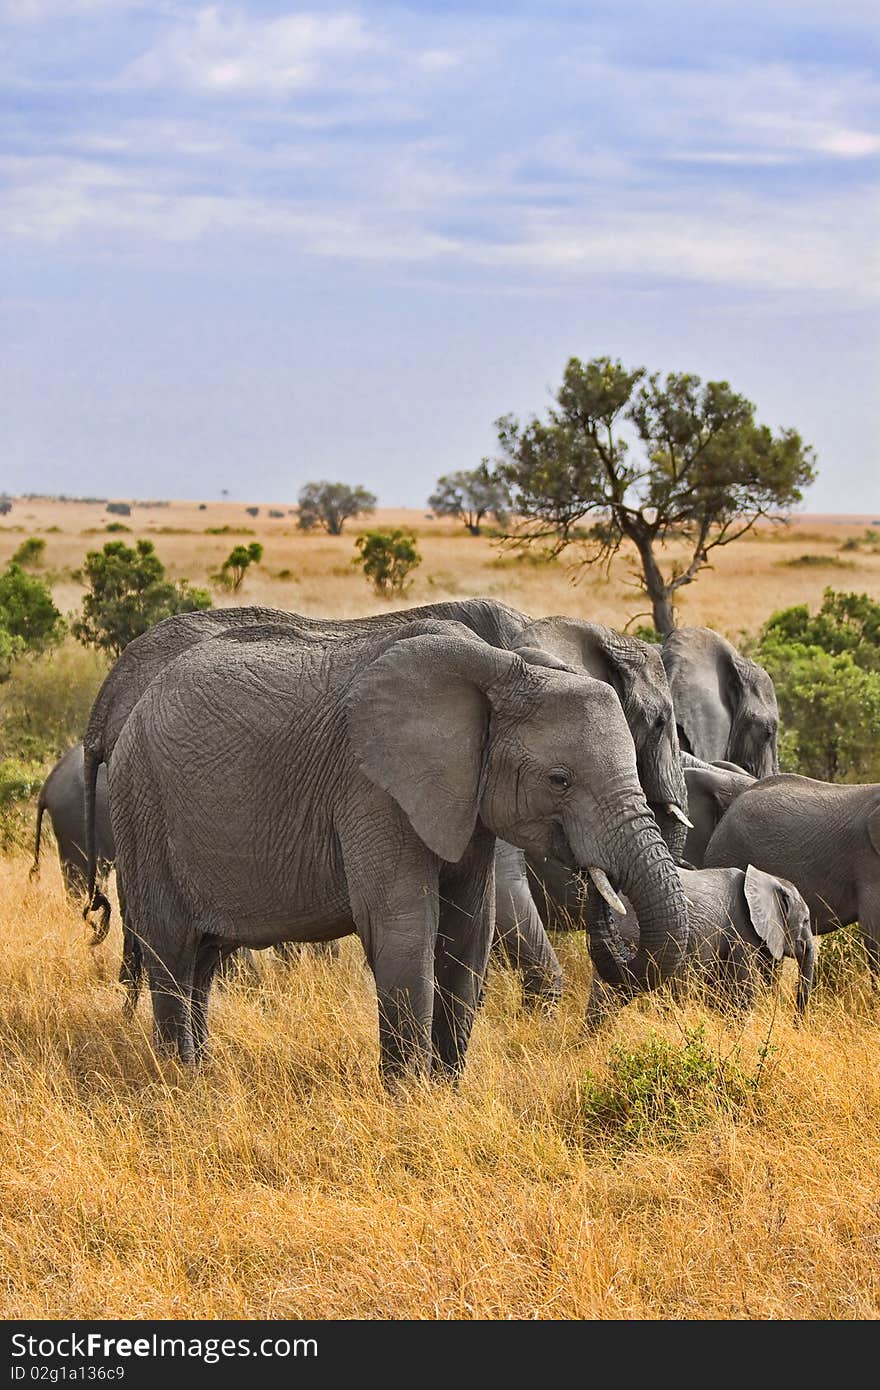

left=795, top=934, right=816, bottom=1020
left=639, top=742, right=690, bottom=864
left=585, top=810, right=689, bottom=994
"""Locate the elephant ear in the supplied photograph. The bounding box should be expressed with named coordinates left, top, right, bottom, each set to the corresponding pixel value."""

left=867, top=804, right=880, bottom=857
left=743, top=864, right=787, bottom=961
left=512, top=644, right=577, bottom=675
left=519, top=617, right=642, bottom=704
left=346, top=626, right=521, bottom=863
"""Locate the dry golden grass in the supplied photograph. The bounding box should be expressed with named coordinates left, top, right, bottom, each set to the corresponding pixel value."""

left=3, top=852, right=880, bottom=1321
left=3, top=498, right=880, bottom=1320
left=2, top=497, right=880, bottom=636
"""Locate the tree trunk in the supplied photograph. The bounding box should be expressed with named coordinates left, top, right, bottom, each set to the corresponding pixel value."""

left=630, top=529, right=675, bottom=634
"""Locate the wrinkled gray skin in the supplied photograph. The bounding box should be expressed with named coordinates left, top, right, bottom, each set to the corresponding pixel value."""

left=83, top=599, right=688, bottom=1006
left=704, top=774, right=880, bottom=981
left=586, top=864, right=815, bottom=1028
left=31, top=743, right=114, bottom=897
left=681, top=760, right=756, bottom=867
left=32, top=741, right=259, bottom=998
left=662, top=627, right=779, bottom=779
left=108, top=619, right=689, bottom=1080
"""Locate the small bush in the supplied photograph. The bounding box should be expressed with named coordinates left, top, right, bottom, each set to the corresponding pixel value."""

left=814, top=924, right=871, bottom=998
left=106, top=502, right=131, bottom=517
left=245, top=507, right=260, bottom=518
left=630, top=623, right=663, bottom=645
left=780, top=554, right=853, bottom=569
left=11, top=537, right=46, bottom=569
left=72, top=539, right=211, bottom=657
left=0, top=564, right=65, bottom=657
left=276, top=569, right=293, bottom=580
left=354, top=529, right=420, bottom=597
left=0, top=756, right=45, bottom=851
left=576, top=1026, right=759, bottom=1152
left=105, top=522, right=131, bottom=533
left=213, top=542, right=264, bottom=592
left=268, top=509, right=285, bottom=519
left=204, top=526, right=255, bottom=536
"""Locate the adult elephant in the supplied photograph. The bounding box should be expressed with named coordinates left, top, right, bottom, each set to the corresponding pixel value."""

left=31, top=743, right=114, bottom=897
left=661, top=627, right=779, bottom=778
left=704, top=774, right=880, bottom=980
left=680, top=759, right=755, bottom=868
left=82, top=599, right=689, bottom=1006
left=585, top=864, right=815, bottom=1028
left=108, top=619, right=689, bottom=1081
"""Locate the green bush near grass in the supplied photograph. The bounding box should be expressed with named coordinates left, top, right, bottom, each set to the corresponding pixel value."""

left=576, top=1026, right=760, bottom=1152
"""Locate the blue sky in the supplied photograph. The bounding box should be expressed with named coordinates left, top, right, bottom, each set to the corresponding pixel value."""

left=2, top=0, right=878, bottom=511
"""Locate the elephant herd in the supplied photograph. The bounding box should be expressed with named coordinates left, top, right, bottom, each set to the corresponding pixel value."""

left=28, top=598, right=880, bottom=1085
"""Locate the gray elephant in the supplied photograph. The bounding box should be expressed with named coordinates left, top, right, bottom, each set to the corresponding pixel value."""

left=31, top=743, right=114, bottom=897
left=81, top=599, right=689, bottom=1007
left=704, top=774, right=880, bottom=980
left=107, top=618, right=689, bottom=1080
left=586, top=864, right=815, bottom=1028
left=681, top=759, right=755, bottom=867
left=662, top=627, right=779, bottom=778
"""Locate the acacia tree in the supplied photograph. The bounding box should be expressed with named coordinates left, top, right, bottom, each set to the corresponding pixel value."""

left=297, top=481, right=377, bottom=535
left=495, top=356, right=817, bottom=633
left=428, top=461, right=511, bottom=535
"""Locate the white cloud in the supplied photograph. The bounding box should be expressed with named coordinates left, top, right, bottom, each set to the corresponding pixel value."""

left=118, top=6, right=384, bottom=96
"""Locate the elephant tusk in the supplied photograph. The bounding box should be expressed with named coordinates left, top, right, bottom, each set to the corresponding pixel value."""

left=665, top=802, right=694, bottom=829
left=587, top=867, right=628, bottom=916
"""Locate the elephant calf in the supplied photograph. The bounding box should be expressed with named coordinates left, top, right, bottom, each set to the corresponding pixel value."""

left=586, top=864, right=815, bottom=1029
left=704, top=773, right=880, bottom=981
left=31, top=743, right=114, bottom=900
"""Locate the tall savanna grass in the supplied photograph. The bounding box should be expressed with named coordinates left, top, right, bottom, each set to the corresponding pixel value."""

left=3, top=852, right=880, bottom=1320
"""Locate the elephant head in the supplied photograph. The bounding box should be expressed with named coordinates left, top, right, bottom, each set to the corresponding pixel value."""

left=346, top=624, right=689, bottom=992
left=661, top=626, right=779, bottom=779
left=516, top=617, right=690, bottom=859
left=742, top=865, right=815, bottom=1016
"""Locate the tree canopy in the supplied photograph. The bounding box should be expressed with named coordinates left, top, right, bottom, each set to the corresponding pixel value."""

left=495, top=355, right=817, bottom=633
left=428, top=461, right=511, bottom=535
left=72, top=539, right=211, bottom=657
left=297, top=481, right=377, bottom=535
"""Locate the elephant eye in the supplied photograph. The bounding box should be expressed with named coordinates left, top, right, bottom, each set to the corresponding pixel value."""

left=549, top=771, right=571, bottom=791
left=654, top=715, right=666, bottom=730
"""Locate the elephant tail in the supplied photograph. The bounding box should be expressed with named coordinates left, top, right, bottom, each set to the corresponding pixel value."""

left=29, top=785, right=47, bottom=881
left=82, top=745, right=111, bottom=941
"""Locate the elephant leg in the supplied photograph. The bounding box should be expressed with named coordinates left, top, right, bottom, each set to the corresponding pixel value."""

left=191, top=937, right=237, bottom=1057
left=585, top=974, right=626, bottom=1032
left=492, top=872, right=558, bottom=1006
left=857, top=886, right=880, bottom=986
left=115, top=874, right=144, bottom=1019
left=368, top=916, right=438, bottom=1083
left=147, top=933, right=199, bottom=1063
left=717, top=945, right=758, bottom=1016
left=432, top=843, right=495, bottom=1080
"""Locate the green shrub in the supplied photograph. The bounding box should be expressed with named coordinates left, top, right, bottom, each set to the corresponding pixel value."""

left=0, top=756, right=46, bottom=852
left=11, top=537, right=46, bottom=569
left=213, top=542, right=263, bottom=592
left=104, top=522, right=131, bottom=533
left=814, top=924, right=871, bottom=998
left=354, top=529, right=421, bottom=596
left=780, top=554, right=852, bottom=569
left=72, top=539, right=211, bottom=658
left=204, top=526, right=255, bottom=536
left=0, top=564, right=65, bottom=658
left=577, top=1026, right=759, bottom=1152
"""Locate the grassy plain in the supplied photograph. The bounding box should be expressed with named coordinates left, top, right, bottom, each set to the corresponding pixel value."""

left=2, top=497, right=880, bottom=1319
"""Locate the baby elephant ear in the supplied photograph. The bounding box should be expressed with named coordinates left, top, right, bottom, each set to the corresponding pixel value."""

left=346, top=627, right=520, bottom=863
left=743, top=864, right=787, bottom=961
